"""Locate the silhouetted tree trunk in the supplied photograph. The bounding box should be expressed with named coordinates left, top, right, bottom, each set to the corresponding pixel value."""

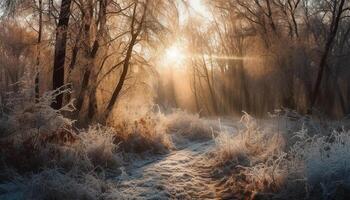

left=309, top=0, right=345, bottom=113
left=52, top=0, right=72, bottom=109
left=35, top=0, right=43, bottom=102
left=326, top=24, right=350, bottom=115
left=287, top=0, right=301, bottom=38
left=191, top=65, right=200, bottom=113
left=103, top=1, right=148, bottom=122
left=201, top=56, right=218, bottom=114
left=239, top=58, right=250, bottom=112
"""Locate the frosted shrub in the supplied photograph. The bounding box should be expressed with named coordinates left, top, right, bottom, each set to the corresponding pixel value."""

left=109, top=106, right=216, bottom=151
left=215, top=112, right=350, bottom=199
left=25, top=169, right=99, bottom=200
left=78, top=125, right=121, bottom=168
left=0, top=84, right=125, bottom=199
left=241, top=152, right=287, bottom=193
left=0, top=86, right=80, bottom=173
left=110, top=107, right=217, bottom=152
left=289, top=127, right=350, bottom=199
left=111, top=107, right=173, bottom=153
left=214, top=112, right=285, bottom=165
left=0, top=168, right=118, bottom=200
left=214, top=130, right=248, bottom=165
left=0, top=86, right=75, bottom=140
left=213, top=113, right=288, bottom=197
left=164, top=110, right=216, bottom=144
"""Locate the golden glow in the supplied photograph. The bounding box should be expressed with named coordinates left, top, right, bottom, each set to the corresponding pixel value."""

left=163, top=43, right=186, bottom=67
left=189, top=0, right=210, bottom=18
left=201, top=54, right=253, bottom=61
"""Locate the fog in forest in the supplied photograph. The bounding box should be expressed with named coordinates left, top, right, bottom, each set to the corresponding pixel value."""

left=1, top=0, right=350, bottom=199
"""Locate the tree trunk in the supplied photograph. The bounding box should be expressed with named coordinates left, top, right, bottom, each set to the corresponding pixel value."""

left=103, top=1, right=148, bottom=122
left=35, top=0, right=43, bottom=102
left=202, top=56, right=218, bottom=114
left=192, top=65, right=200, bottom=113
left=103, top=36, right=137, bottom=121
left=51, top=0, right=72, bottom=109
left=309, top=0, right=345, bottom=113
left=74, top=1, right=95, bottom=118
left=74, top=0, right=110, bottom=122
left=65, top=23, right=84, bottom=103
left=87, top=0, right=108, bottom=121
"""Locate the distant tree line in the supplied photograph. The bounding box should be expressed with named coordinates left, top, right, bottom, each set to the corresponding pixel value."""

left=172, top=0, right=350, bottom=118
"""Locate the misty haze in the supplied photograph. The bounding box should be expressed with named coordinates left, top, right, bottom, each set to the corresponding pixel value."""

left=1, top=0, right=350, bottom=199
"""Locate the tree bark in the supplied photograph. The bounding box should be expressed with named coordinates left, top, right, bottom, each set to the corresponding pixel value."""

left=35, top=0, right=43, bottom=102
left=87, top=0, right=108, bottom=121
left=74, top=1, right=95, bottom=118
left=51, top=0, right=72, bottom=109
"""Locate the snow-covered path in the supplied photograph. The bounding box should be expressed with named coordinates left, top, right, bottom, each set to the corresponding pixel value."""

left=117, top=139, right=233, bottom=200
left=115, top=119, right=239, bottom=200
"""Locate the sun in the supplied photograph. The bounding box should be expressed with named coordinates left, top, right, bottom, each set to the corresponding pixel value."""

left=165, top=46, right=183, bottom=62
left=163, top=43, right=186, bottom=67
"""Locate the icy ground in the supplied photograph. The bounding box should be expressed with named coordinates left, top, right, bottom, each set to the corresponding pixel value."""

left=0, top=119, right=239, bottom=200
left=116, top=120, right=237, bottom=200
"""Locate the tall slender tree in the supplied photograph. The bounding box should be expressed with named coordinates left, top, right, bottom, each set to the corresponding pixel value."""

left=309, top=0, right=346, bottom=112
left=103, top=0, right=149, bottom=122
left=51, top=0, right=72, bottom=109
left=35, top=0, right=43, bottom=102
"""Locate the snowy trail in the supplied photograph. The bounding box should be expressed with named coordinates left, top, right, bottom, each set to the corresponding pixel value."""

left=117, top=139, right=233, bottom=200
left=116, top=121, right=238, bottom=200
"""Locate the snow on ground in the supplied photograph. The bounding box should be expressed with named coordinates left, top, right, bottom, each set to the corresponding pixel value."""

left=3, top=111, right=349, bottom=200
left=116, top=120, right=237, bottom=200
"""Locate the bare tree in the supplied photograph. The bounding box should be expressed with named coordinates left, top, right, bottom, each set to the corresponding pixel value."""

left=103, top=0, right=149, bottom=122
left=309, top=0, right=347, bottom=112
left=52, top=0, right=72, bottom=109
left=35, top=0, right=43, bottom=102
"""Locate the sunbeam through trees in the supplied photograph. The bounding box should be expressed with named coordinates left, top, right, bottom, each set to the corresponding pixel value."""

left=1, top=0, right=350, bottom=199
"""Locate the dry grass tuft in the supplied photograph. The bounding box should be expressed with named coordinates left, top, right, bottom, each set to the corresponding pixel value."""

left=213, top=112, right=350, bottom=200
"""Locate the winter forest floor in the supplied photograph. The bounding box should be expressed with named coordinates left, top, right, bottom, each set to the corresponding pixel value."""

left=116, top=120, right=238, bottom=199
left=1, top=93, right=350, bottom=200
left=118, top=139, right=218, bottom=199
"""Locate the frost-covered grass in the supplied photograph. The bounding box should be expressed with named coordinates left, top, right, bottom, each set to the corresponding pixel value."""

left=0, top=168, right=121, bottom=200
left=286, top=127, right=350, bottom=199
left=163, top=110, right=216, bottom=146
left=213, top=111, right=350, bottom=199
left=6, top=79, right=350, bottom=199
left=110, top=108, right=216, bottom=153
left=0, top=88, right=122, bottom=172
left=0, top=87, right=124, bottom=199
left=214, top=113, right=285, bottom=166
left=0, top=82, right=219, bottom=199
left=213, top=113, right=286, bottom=197
left=111, top=113, right=173, bottom=154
